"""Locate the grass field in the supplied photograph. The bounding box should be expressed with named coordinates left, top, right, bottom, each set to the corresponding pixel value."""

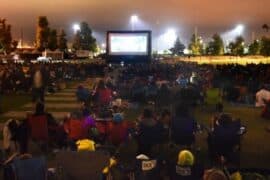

left=123, top=89, right=270, bottom=169
left=1, top=84, right=269, bottom=169
left=0, top=80, right=80, bottom=122
left=193, top=103, right=270, bottom=168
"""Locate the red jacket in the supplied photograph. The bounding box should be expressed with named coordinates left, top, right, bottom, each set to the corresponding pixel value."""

left=28, top=115, right=48, bottom=141
left=107, top=121, right=129, bottom=146
left=97, top=88, right=112, bottom=105
left=64, top=119, right=88, bottom=140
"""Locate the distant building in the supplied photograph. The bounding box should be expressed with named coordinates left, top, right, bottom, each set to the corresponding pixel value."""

left=76, top=50, right=93, bottom=59
left=42, top=49, right=64, bottom=60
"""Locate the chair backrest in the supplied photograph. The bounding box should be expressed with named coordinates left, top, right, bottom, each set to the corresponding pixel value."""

left=98, top=89, right=112, bottom=105
left=65, top=119, right=87, bottom=140
left=55, top=151, right=109, bottom=180
left=107, top=121, right=128, bottom=146
left=28, top=115, right=48, bottom=141
left=4, top=156, right=47, bottom=180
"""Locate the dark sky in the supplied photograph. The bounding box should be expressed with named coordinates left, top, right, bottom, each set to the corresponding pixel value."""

left=1, top=0, right=269, bottom=45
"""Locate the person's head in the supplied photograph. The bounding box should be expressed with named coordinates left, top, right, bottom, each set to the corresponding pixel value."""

left=216, top=103, right=223, bottom=113
left=35, top=102, right=45, bottom=114
left=77, top=85, right=84, bottom=90
left=203, top=169, right=227, bottom=180
left=177, top=150, right=194, bottom=166
left=97, top=80, right=105, bottom=90
left=116, top=139, right=138, bottom=165
left=218, top=113, right=232, bottom=127
left=161, top=109, right=171, bottom=124
left=113, top=113, right=123, bottom=123
left=143, top=108, right=153, bottom=119
left=160, top=83, right=168, bottom=90
left=175, top=104, right=190, bottom=118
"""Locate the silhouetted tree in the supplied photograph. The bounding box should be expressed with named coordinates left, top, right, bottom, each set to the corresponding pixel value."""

left=261, top=36, right=270, bottom=56
left=72, top=22, right=97, bottom=52
left=58, top=29, right=67, bottom=51
left=206, top=34, right=224, bottom=55
left=11, top=40, right=18, bottom=51
left=188, top=33, right=203, bottom=55
left=248, top=40, right=261, bottom=55
left=0, top=18, right=13, bottom=53
left=262, top=24, right=269, bottom=32
left=228, top=36, right=245, bottom=56
left=36, top=16, right=50, bottom=51
left=48, top=29, right=57, bottom=50
left=170, top=37, right=185, bottom=55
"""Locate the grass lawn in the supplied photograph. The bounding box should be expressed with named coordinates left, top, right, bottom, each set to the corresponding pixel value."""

left=191, top=88, right=270, bottom=168
left=0, top=80, right=81, bottom=122
left=193, top=103, right=270, bottom=169
left=0, top=82, right=269, bottom=169
left=122, top=87, right=270, bottom=169
left=0, top=94, right=31, bottom=120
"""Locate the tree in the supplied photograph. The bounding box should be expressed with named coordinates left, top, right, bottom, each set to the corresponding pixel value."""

left=48, top=29, right=58, bottom=51
left=260, top=36, right=270, bottom=56
left=36, top=16, right=50, bottom=51
left=58, top=29, right=67, bottom=51
left=170, top=37, right=185, bottom=56
left=206, top=34, right=224, bottom=55
left=72, top=22, right=97, bottom=52
left=0, top=18, right=13, bottom=53
left=72, top=32, right=81, bottom=50
left=262, top=24, right=269, bottom=32
left=228, top=36, right=245, bottom=56
left=188, top=33, right=203, bottom=55
left=11, top=40, right=18, bottom=51
left=248, top=40, right=261, bottom=55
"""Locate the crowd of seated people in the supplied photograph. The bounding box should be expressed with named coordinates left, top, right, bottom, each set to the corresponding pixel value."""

left=2, top=61, right=270, bottom=179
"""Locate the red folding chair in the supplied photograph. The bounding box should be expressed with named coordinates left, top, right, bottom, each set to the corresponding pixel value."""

left=64, top=119, right=88, bottom=141
left=28, top=115, right=49, bottom=142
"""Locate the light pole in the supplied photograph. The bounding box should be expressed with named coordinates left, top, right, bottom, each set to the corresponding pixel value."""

left=235, top=24, right=244, bottom=36
left=73, top=24, right=80, bottom=34
left=130, top=15, right=138, bottom=31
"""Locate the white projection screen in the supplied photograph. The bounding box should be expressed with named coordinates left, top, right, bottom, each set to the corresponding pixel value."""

left=108, top=33, right=149, bottom=55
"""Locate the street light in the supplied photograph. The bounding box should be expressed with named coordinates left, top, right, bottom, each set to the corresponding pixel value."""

left=101, top=43, right=106, bottom=48
left=130, top=15, right=138, bottom=31
left=164, top=28, right=177, bottom=43
left=73, top=24, right=80, bottom=34
left=235, top=24, right=244, bottom=36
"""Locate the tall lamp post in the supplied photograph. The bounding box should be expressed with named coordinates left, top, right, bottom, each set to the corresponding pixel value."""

left=73, top=24, right=80, bottom=34
left=130, top=15, right=138, bottom=31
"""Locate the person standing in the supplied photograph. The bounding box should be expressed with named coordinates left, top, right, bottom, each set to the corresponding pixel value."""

left=32, top=65, right=45, bottom=103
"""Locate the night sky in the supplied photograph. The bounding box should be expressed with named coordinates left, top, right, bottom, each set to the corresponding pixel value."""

left=1, top=0, right=269, bottom=45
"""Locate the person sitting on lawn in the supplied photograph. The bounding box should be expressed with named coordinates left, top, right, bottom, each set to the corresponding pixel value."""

left=31, top=102, right=66, bottom=148
left=208, top=113, right=241, bottom=162
left=261, top=98, right=270, bottom=119
left=169, top=150, right=204, bottom=180
left=76, top=85, right=90, bottom=104
left=137, top=108, right=164, bottom=155
left=210, top=103, right=224, bottom=130
left=33, top=102, right=58, bottom=129
left=107, top=113, right=129, bottom=146
left=156, top=84, right=172, bottom=109
left=255, top=85, right=270, bottom=107
left=95, top=80, right=112, bottom=106
left=171, top=104, right=197, bottom=146
left=203, top=168, right=228, bottom=180
left=80, top=101, right=91, bottom=117
left=159, top=109, right=172, bottom=142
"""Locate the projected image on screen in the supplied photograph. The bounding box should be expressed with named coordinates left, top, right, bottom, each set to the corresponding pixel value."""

left=109, top=33, right=148, bottom=55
